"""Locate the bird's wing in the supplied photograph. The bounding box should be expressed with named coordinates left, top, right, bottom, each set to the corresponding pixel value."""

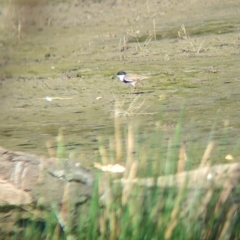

left=126, top=73, right=149, bottom=81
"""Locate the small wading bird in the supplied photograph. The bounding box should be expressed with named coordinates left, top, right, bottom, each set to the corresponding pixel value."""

left=116, top=71, right=149, bottom=92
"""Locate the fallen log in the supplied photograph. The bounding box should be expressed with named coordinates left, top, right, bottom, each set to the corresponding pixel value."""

left=117, top=162, right=240, bottom=189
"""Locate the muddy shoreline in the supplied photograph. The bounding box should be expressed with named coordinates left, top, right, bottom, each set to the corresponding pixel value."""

left=0, top=0, right=240, bottom=163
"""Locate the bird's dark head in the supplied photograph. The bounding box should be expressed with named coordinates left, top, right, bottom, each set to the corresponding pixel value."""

left=117, top=71, right=127, bottom=76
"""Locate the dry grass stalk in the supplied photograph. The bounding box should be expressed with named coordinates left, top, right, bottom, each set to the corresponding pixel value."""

left=112, top=95, right=155, bottom=118
left=100, top=176, right=117, bottom=239
left=109, top=211, right=117, bottom=240
left=122, top=160, right=138, bottom=205
left=98, top=143, right=109, bottom=166
left=165, top=168, right=188, bottom=240
left=196, top=188, right=213, bottom=219
left=17, top=19, right=21, bottom=40
left=153, top=18, right=156, bottom=40
left=178, top=24, right=206, bottom=54
left=119, top=36, right=127, bottom=52
left=164, top=219, right=178, bottom=240
left=38, top=158, right=45, bottom=183
left=2, top=0, right=14, bottom=29
left=114, top=102, right=122, bottom=163
left=98, top=213, right=106, bottom=236
left=46, top=140, right=56, bottom=158
left=177, top=142, right=187, bottom=173
left=99, top=174, right=112, bottom=205
left=59, top=183, right=71, bottom=232
left=52, top=224, right=61, bottom=240
left=218, top=203, right=238, bottom=239
left=2, top=1, right=25, bottom=41
left=142, top=33, right=154, bottom=48
left=164, top=161, right=188, bottom=240
left=146, top=0, right=150, bottom=13
left=204, top=201, right=238, bottom=240
left=127, top=28, right=154, bottom=52
left=124, top=124, right=135, bottom=178
left=52, top=183, right=72, bottom=240
left=188, top=141, right=214, bottom=187
left=98, top=174, right=116, bottom=239
left=199, top=141, right=214, bottom=168
left=179, top=187, right=214, bottom=238
left=214, top=178, right=235, bottom=214
left=98, top=143, right=113, bottom=205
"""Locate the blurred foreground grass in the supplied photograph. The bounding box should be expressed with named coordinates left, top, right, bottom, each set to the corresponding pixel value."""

left=7, top=108, right=240, bottom=240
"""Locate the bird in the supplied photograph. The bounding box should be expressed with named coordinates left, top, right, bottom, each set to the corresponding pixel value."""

left=116, top=71, right=149, bottom=91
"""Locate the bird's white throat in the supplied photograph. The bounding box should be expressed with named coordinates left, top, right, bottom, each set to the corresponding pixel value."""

left=117, top=74, right=125, bottom=82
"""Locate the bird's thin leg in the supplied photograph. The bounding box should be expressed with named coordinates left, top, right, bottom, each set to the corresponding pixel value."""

left=130, top=87, right=135, bottom=93
left=133, top=85, right=139, bottom=93
left=130, top=85, right=137, bottom=93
